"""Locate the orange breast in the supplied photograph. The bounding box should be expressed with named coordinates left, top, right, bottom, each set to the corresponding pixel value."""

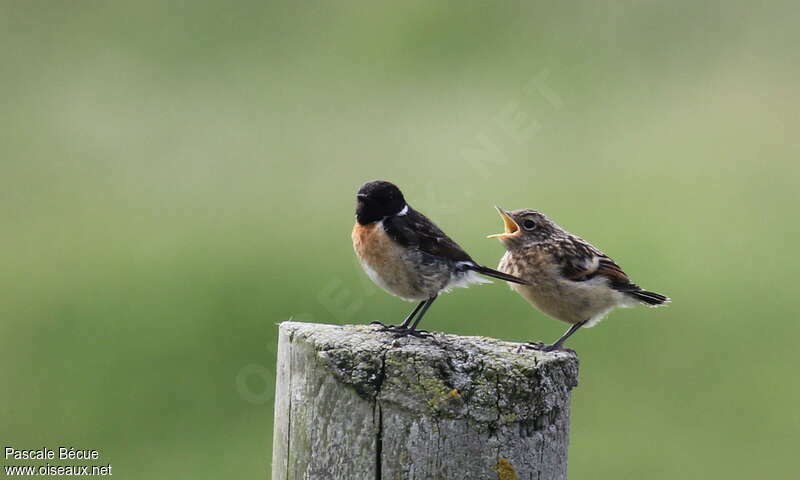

left=352, top=221, right=424, bottom=300
left=352, top=222, right=393, bottom=268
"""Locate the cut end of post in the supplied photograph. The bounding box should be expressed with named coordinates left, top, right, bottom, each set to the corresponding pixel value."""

left=281, top=321, right=578, bottom=417
left=272, top=321, right=579, bottom=480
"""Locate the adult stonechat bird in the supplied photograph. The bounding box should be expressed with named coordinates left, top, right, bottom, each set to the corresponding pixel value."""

left=488, top=207, right=669, bottom=351
left=352, top=181, right=527, bottom=337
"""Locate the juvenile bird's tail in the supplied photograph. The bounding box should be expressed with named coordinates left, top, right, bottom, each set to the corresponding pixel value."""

left=629, top=290, right=670, bottom=306
left=468, top=264, right=529, bottom=285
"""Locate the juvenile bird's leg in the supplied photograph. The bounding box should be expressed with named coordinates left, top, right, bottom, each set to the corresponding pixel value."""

left=371, top=300, right=425, bottom=330
left=526, top=320, right=587, bottom=352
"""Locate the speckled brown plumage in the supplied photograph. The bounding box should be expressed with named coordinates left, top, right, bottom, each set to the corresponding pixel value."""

left=489, top=207, right=669, bottom=351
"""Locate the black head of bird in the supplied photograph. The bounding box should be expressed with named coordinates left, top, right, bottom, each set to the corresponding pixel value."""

left=356, top=180, right=407, bottom=225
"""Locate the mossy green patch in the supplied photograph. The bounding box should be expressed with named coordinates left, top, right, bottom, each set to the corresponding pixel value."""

left=493, top=458, right=519, bottom=480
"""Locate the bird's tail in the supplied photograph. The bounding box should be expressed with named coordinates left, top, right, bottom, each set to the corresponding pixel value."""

left=629, top=290, right=670, bottom=306
left=468, top=264, right=529, bottom=285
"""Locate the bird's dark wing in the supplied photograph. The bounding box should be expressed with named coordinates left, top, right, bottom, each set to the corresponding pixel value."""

left=556, top=236, right=643, bottom=291
left=555, top=235, right=669, bottom=305
left=383, top=208, right=473, bottom=262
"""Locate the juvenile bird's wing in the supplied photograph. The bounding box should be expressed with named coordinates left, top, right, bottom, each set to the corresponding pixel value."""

left=556, top=236, right=639, bottom=290
left=555, top=235, right=670, bottom=305
left=383, top=208, right=472, bottom=262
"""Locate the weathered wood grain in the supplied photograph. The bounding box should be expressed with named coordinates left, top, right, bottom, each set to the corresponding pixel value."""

left=271, top=321, right=579, bottom=480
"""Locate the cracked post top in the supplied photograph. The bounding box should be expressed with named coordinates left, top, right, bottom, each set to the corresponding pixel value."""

left=279, top=321, right=579, bottom=425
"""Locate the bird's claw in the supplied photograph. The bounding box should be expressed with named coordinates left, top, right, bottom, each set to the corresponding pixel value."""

left=392, top=327, right=432, bottom=339
left=516, top=341, right=561, bottom=353
left=370, top=323, right=431, bottom=339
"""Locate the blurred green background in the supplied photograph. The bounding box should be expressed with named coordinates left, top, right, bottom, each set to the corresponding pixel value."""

left=1, top=1, right=798, bottom=478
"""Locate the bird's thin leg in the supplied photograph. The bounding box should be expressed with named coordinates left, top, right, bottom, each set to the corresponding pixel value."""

left=527, top=320, right=587, bottom=352
left=408, top=295, right=438, bottom=331
left=374, top=296, right=438, bottom=339
left=550, top=320, right=586, bottom=348
left=400, top=300, right=427, bottom=328
left=371, top=300, right=425, bottom=329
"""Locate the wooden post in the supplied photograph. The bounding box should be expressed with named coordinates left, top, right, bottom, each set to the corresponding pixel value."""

left=271, top=321, right=579, bottom=480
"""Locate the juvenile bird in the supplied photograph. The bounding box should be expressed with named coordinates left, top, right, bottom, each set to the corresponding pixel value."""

left=488, top=207, right=669, bottom=351
left=352, top=181, right=527, bottom=337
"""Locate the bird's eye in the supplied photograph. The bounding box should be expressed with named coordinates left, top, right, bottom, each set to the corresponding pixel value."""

left=522, top=219, right=536, bottom=230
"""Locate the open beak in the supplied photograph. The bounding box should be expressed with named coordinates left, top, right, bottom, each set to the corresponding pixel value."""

left=487, top=206, right=520, bottom=239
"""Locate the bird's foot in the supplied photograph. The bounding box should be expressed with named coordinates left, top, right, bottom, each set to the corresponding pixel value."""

left=516, top=341, right=562, bottom=353
left=391, top=327, right=432, bottom=339
left=370, top=322, right=431, bottom=338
